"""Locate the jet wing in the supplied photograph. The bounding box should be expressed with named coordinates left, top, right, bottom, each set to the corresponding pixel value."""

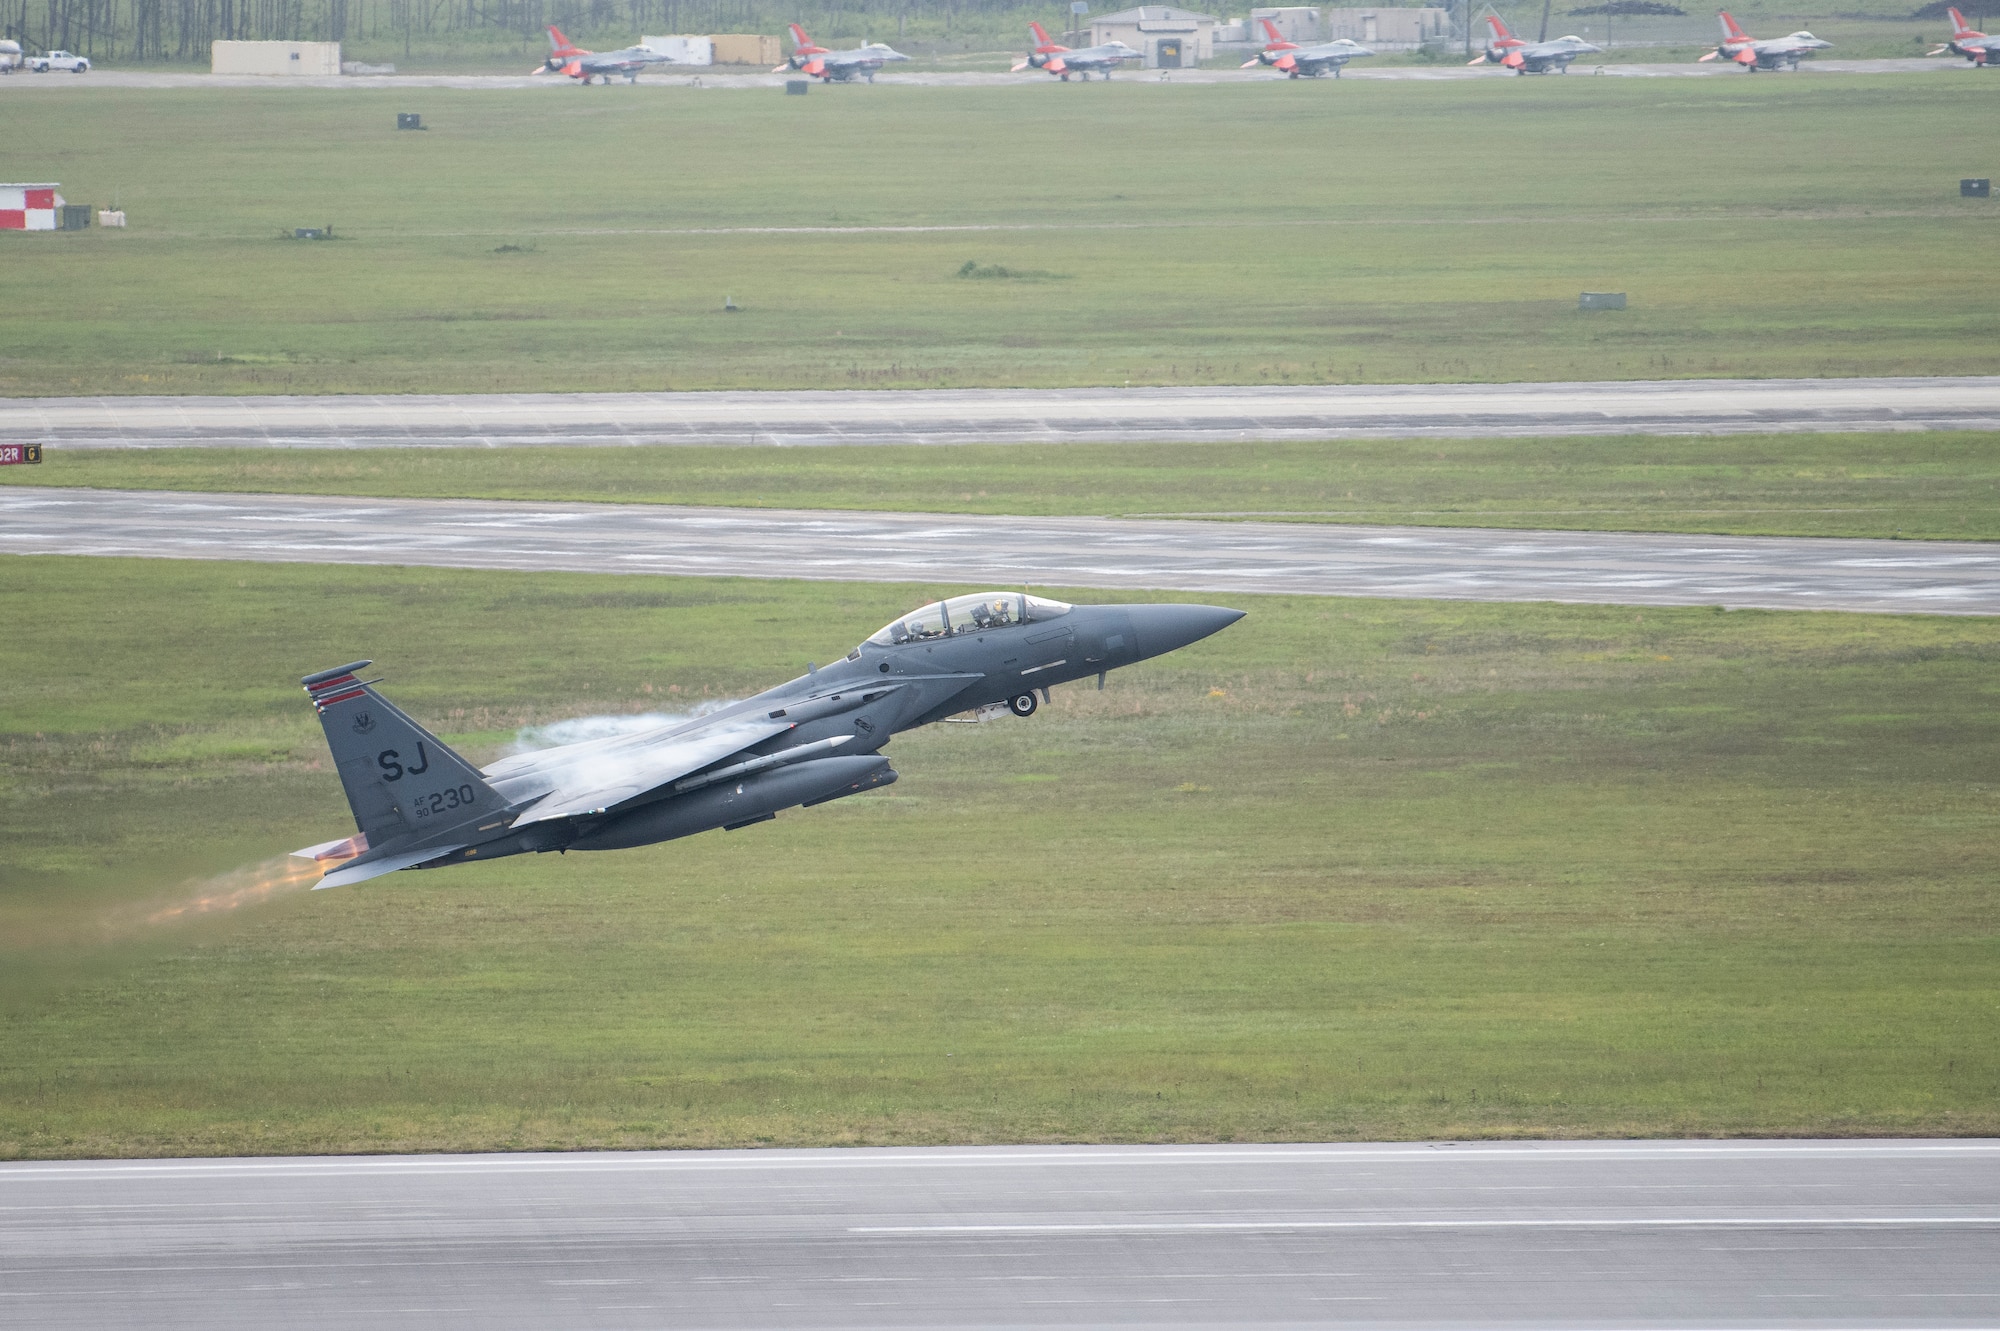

left=498, top=713, right=795, bottom=827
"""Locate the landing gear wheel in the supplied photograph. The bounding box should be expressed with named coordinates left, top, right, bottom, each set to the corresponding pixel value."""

left=1009, top=693, right=1039, bottom=717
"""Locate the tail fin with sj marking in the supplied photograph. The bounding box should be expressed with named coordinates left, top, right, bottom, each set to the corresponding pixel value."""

left=296, top=662, right=511, bottom=888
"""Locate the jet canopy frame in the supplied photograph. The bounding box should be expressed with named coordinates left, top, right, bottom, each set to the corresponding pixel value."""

left=867, top=592, right=1071, bottom=647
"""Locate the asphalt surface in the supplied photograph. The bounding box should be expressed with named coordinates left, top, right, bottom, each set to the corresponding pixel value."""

left=0, top=58, right=1965, bottom=89
left=11, top=378, right=2000, bottom=450
left=3, top=1141, right=1997, bottom=1330
left=5, top=486, right=1997, bottom=614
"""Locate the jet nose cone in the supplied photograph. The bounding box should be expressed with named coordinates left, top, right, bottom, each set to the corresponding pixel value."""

left=1126, top=603, right=1246, bottom=659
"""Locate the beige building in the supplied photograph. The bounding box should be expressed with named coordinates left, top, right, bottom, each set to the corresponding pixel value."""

left=1089, top=6, right=1220, bottom=67
left=1248, top=7, right=1323, bottom=43
left=1322, top=7, right=1449, bottom=45
left=709, top=33, right=783, bottom=66
left=211, top=40, right=342, bottom=75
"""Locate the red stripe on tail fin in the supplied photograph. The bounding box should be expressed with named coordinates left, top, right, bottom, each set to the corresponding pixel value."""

left=1718, top=10, right=1751, bottom=40
left=1485, top=14, right=1514, bottom=38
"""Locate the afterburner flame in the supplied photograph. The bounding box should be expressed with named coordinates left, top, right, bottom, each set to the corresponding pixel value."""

left=123, top=855, right=330, bottom=930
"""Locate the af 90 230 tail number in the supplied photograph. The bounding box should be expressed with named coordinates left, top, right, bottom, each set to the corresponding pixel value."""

left=413, top=785, right=477, bottom=819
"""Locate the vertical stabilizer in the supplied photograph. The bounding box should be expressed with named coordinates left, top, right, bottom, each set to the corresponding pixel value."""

left=301, top=663, right=510, bottom=856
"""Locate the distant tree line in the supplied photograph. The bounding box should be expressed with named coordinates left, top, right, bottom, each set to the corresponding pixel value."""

left=2, top=0, right=1072, bottom=63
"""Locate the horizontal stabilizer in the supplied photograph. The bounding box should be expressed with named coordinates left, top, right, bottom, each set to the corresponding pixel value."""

left=315, top=844, right=466, bottom=890
left=292, top=833, right=368, bottom=863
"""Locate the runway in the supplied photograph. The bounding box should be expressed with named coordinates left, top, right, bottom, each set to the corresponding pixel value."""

left=10, top=378, right=2000, bottom=451
left=5, top=486, right=1997, bottom=614
left=3, top=1141, right=1996, bottom=1330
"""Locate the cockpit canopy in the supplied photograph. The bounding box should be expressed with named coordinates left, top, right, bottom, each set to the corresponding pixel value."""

left=866, top=592, right=1071, bottom=647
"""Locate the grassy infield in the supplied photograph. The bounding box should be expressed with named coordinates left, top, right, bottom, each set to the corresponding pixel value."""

left=2, top=78, right=1998, bottom=1156
left=4, top=79, right=1998, bottom=396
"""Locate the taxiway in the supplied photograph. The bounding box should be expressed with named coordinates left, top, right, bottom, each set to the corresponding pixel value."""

left=9, top=378, right=2000, bottom=450
left=0, top=58, right=1966, bottom=90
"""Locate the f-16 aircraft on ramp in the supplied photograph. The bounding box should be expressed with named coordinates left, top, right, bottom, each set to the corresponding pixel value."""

left=1698, top=11, right=1832, bottom=69
left=294, top=595, right=1242, bottom=888
left=1013, top=21, right=1142, bottom=79
left=1929, top=7, right=2000, bottom=63
left=1241, top=17, right=1374, bottom=76
left=774, top=23, right=909, bottom=81
left=534, top=24, right=678, bottom=82
left=1468, top=15, right=1601, bottom=72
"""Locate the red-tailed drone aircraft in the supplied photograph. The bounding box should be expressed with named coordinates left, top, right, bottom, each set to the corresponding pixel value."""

left=1697, top=11, right=1831, bottom=69
left=1929, top=6, right=2000, bottom=62
left=1240, top=17, right=1375, bottom=77
left=534, top=25, right=676, bottom=83
left=773, top=23, right=909, bottom=81
left=1467, top=14, right=1601, bottom=72
left=1012, top=21, right=1142, bottom=79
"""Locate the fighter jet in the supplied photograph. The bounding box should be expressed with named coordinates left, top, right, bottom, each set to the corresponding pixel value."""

left=1467, top=14, right=1601, bottom=72
left=1012, top=21, right=1143, bottom=80
left=534, top=25, right=677, bottom=83
left=1698, top=11, right=1831, bottom=69
left=774, top=24, right=909, bottom=82
left=292, top=594, right=1244, bottom=888
left=1241, top=17, right=1374, bottom=76
left=1928, top=7, right=2000, bottom=63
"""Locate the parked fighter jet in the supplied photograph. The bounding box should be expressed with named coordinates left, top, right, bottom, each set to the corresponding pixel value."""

left=1468, top=14, right=1601, bottom=72
left=774, top=24, right=909, bottom=81
left=293, top=594, right=1244, bottom=888
left=534, top=25, right=677, bottom=82
left=1698, top=11, right=1831, bottom=69
left=1241, top=17, right=1374, bottom=76
left=1012, top=21, right=1143, bottom=79
left=1928, top=7, right=2000, bottom=63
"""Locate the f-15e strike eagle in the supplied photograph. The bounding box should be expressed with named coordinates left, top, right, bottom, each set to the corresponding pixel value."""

left=1698, top=11, right=1831, bottom=69
left=774, top=23, right=910, bottom=81
left=294, top=595, right=1243, bottom=889
left=1241, top=17, right=1374, bottom=77
left=1468, top=14, right=1601, bottom=72
left=1012, top=22, right=1143, bottom=79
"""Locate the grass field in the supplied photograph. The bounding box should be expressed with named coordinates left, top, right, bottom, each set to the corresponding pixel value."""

left=12, top=431, right=2000, bottom=539
left=3, top=77, right=1997, bottom=396
left=3, top=556, right=1996, bottom=1157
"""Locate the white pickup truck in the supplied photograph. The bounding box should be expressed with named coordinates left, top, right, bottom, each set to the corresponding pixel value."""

left=27, top=49, right=91, bottom=72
